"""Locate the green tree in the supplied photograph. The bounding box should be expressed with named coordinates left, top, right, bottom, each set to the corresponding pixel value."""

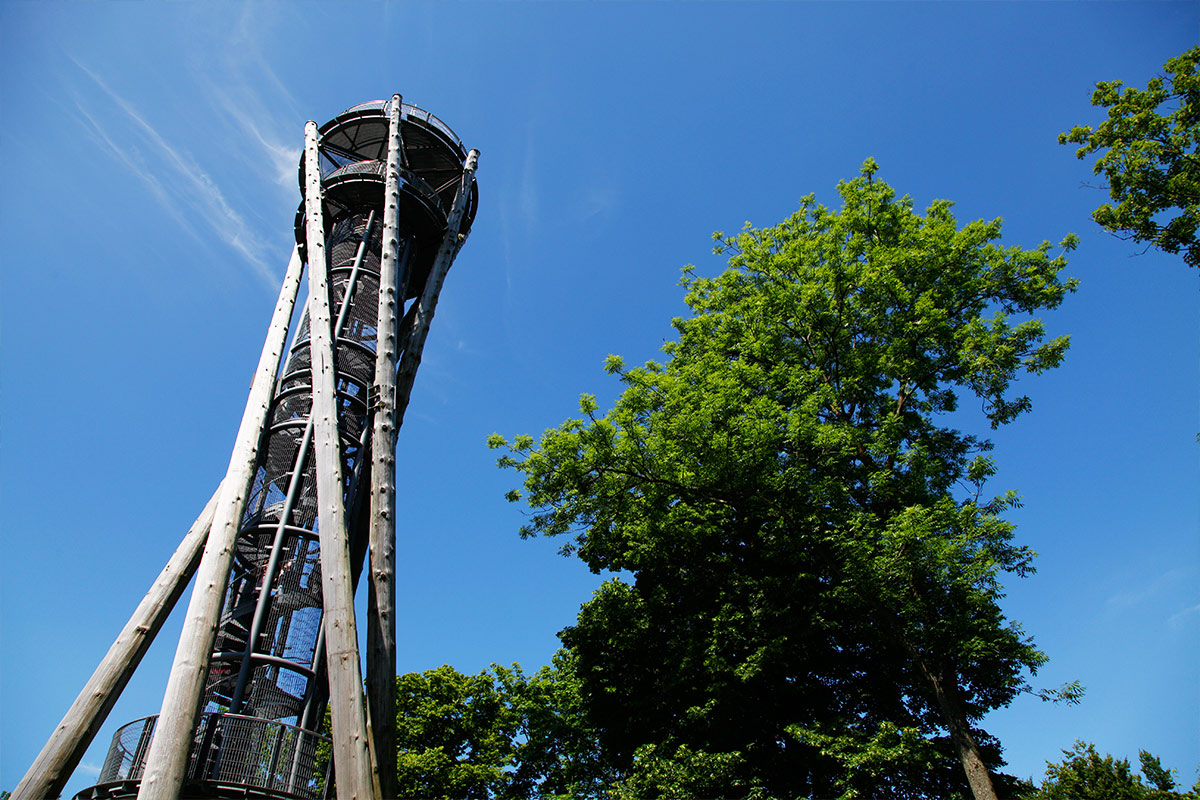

left=1027, top=741, right=1199, bottom=800
left=1060, top=47, right=1200, bottom=266
left=392, top=664, right=520, bottom=799
left=323, top=659, right=607, bottom=800
left=607, top=743, right=769, bottom=800
left=503, top=650, right=613, bottom=799
left=493, top=160, right=1077, bottom=800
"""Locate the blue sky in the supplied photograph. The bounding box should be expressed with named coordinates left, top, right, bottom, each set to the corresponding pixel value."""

left=1, top=2, right=1196, bottom=795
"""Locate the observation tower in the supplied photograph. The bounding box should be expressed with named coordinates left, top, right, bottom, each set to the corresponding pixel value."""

left=16, top=96, right=478, bottom=800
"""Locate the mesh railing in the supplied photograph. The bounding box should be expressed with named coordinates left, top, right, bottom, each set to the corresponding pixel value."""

left=98, top=716, right=155, bottom=783
left=323, top=161, right=447, bottom=217
left=326, top=99, right=465, bottom=160
left=98, top=713, right=329, bottom=799
left=398, top=101, right=466, bottom=156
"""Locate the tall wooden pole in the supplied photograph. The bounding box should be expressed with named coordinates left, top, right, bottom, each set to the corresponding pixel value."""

left=137, top=245, right=305, bottom=800
left=365, top=94, right=404, bottom=800
left=13, top=486, right=221, bottom=800
left=303, top=120, right=375, bottom=800
left=394, top=149, right=479, bottom=426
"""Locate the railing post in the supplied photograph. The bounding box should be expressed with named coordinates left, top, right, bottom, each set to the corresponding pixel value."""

left=267, top=722, right=286, bottom=790
left=131, top=717, right=156, bottom=780
left=196, top=713, right=219, bottom=780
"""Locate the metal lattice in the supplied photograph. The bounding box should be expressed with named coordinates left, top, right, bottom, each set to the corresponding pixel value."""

left=203, top=210, right=398, bottom=726
left=97, top=714, right=328, bottom=799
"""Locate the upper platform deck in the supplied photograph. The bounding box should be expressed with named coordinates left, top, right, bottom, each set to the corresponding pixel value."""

left=299, top=99, right=478, bottom=234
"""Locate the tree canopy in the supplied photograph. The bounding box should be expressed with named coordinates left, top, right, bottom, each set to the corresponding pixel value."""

left=492, top=160, right=1078, bottom=799
left=1060, top=46, right=1200, bottom=267
left=391, top=664, right=520, bottom=799
left=1026, top=741, right=1200, bottom=800
left=372, top=658, right=607, bottom=800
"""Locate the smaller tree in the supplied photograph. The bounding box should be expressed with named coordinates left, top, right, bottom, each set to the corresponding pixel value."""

left=391, top=665, right=520, bottom=799
left=374, top=659, right=608, bottom=800
left=1028, top=741, right=1199, bottom=800
left=503, top=650, right=613, bottom=799
left=1060, top=46, right=1200, bottom=266
left=606, top=744, right=769, bottom=800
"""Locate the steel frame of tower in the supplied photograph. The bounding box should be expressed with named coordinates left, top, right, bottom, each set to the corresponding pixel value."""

left=15, top=95, right=478, bottom=800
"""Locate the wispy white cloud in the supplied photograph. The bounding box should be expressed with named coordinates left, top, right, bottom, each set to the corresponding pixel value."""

left=193, top=11, right=302, bottom=197
left=71, top=58, right=279, bottom=289
left=1107, top=565, right=1194, bottom=611
left=577, top=180, right=620, bottom=221
left=518, top=121, right=540, bottom=232
left=495, top=121, right=539, bottom=350
left=1168, top=603, right=1200, bottom=627
left=209, top=89, right=301, bottom=191
left=74, top=103, right=204, bottom=243
left=498, top=200, right=512, bottom=292
left=498, top=120, right=541, bottom=298
left=78, top=761, right=102, bottom=776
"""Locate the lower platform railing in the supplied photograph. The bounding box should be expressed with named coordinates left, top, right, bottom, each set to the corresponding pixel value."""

left=90, top=713, right=330, bottom=800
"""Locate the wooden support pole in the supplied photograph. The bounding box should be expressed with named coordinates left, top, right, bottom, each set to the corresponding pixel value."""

left=394, top=149, right=479, bottom=427
left=137, top=245, right=305, bottom=800
left=13, top=487, right=222, bottom=800
left=366, top=93, right=404, bottom=800
left=304, top=120, right=375, bottom=800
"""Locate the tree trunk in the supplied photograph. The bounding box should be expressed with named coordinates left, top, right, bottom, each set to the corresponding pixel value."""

left=366, top=93, right=404, bottom=800
left=920, top=656, right=999, bottom=800
left=897, top=632, right=998, bottom=800
left=934, top=671, right=997, bottom=800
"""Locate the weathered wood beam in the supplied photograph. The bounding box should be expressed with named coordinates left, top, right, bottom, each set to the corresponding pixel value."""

left=366, top=93, right=404, bottom=800
left=137, top=245, right=305, bottom=800
left=304, top=120, right=375, bottom=800
left=13, top=486, right=222, bottom=800
left=394, top=149, right=479, bottom=427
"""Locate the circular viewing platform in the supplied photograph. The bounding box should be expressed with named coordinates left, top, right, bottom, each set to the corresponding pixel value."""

left=294, top=98, right=479, bottom=298
left=298, top=99, right=478, bottom=232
